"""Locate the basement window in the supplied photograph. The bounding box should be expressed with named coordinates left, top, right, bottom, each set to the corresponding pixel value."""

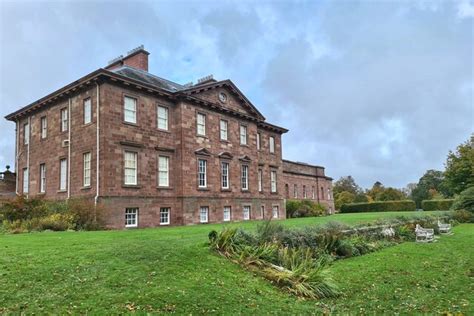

left=160, top=208, right=170, bottom=225
left=125, top=208, right=138, bottom=227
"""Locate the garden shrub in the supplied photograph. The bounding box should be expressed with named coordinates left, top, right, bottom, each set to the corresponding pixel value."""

left=0, top=196, right=104, bottom=233
left=0, top=196, right=49, bottom=221
left=286, top=199, right=326, bottom=218
left=451, top=209, right=474, bottom=223
left=451, top=186, right=474, bottom=213
left=421, top=199, right=455, bottom=211
left=339, top=200, right=416, bottom=213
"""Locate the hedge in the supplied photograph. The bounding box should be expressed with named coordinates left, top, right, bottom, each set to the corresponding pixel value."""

left=286, top=199, right=326, bottom=218
left=339, top=200, right=416, bottom=213
left=421, top=199, right=455, bottom=211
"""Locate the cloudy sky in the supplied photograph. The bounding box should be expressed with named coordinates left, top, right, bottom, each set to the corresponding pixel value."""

left=0, top=0, right=472, bottom=189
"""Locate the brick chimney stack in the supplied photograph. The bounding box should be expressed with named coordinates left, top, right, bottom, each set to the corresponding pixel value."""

left=105, top=45, right=150, bottom=72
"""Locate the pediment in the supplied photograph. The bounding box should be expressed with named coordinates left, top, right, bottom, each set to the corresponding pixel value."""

left=239, top=155, right=252, bottom=162
left=181, top=80, right=265, bottom=120
left=218, top=152, right=233, bottom=160
left=194, top=148, right=212, bottom=156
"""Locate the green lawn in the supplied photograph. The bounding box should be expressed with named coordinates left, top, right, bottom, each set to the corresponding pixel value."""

left=0, top=211, right=472, bottom=314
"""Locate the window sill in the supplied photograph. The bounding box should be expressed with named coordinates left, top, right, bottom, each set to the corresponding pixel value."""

left=123, top=121, right=138, bottom=127
left=197, top=187, right=210, bottom=191
left=157, top=128, right=171, bottom=134
left=221, top=188, right=231, bottom=192
left=157, top=186, right=173, bottom=190
left=160, top=222, right=170, bottom=226
left=220, top=139, right=230, bottom=144
left=83, top=122, right=94, bottom=127
left=37, top=192, right=46, bottom=196
left=240, top=144, right=249, bottom=147
left=125, top=225, right=138, bottom=229
left=57, top=190, right=67, bottom=193
left=81, top=186, right=92, bottom=190
left=122, top=184, right=142, bottom=189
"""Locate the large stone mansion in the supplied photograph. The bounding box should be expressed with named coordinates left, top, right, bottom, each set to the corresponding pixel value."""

left=5, top=46, right=334, bottom=228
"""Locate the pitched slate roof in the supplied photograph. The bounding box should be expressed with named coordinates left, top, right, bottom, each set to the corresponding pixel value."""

left=111, top=66, right=185, bottom=92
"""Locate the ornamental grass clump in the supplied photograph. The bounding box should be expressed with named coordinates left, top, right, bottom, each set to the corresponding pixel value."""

left=209, top=226, right=340, bottom=299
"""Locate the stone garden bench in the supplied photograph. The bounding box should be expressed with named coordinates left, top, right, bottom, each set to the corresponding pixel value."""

left=415, top=224, right=434, bottom=243
left=437, top=220, right=452, bottom=234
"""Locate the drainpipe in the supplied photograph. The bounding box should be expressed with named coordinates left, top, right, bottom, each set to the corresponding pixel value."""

left=67, top=97, right=71, bottom=199
left=94, top=82, right=100, bottom=206
left=26, top=116, right=30, bottom=198
left=15, top=120, right=18, bottom=195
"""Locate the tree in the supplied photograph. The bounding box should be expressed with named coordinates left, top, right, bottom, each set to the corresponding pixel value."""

left=367, top=181, right=385, bottom=201
left=353, top=193, right=369, bottom=203
left=444, top=136, right=474, bottom=195
left=451, top=186, right=474, bottom=213
left=334, top=191, right=355, bottom=210
left=333, top=176, right=363, bottom=196
left=376, top=187, right=406, bottom=201
left=410, top=169, right=448, bottom=208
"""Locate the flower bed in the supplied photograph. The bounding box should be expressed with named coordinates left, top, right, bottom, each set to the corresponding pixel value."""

left=208, top=212, right=462, bottom=299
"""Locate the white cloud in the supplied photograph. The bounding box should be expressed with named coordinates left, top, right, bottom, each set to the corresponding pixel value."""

left=0, top=0, right=471, bottom=188
left=457, top=0, right=474, bottom=18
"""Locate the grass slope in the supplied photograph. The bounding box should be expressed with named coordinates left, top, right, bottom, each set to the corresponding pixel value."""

left=0, top=211, right=472, bottom=314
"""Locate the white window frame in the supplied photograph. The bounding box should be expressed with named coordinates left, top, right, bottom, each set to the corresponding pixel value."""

left=271, top=170, right=277, bottom=193
left=59, top=158, right=67, bottom=191
left=160, top=207, right=170, bottom=225
left=83, top=152, right=91, bottom=187
left=124, top=96, right=137, bottom=124
left=220, top=119, right=228, bottom=141
left=272, top=206, right=279, bottom=219
left=312, top=186, right=316, bottom=199
left=24, top=122, right=29, bottom=145
left=198, top=159, right=207, bottom=188
left=125, top=208, right=138, bottom=228
left=328, top=188, right=331, bottom=200
left=257, top=132, right=261, bottom=150
left=243, top=205, right=250, bottom=220
left=241, top=165, right=249, bottom=191
left=197, top=113, right=206, bottom=136
left=221, top=161, right=229, bottom=189
left=260, top=205, right=265, bottom=218
left=22, top=168, right=29, bottom=194
left=39, top=164, right=46, bottom=193
left=269, top=136, right=275, bottom=153
left=61, top=108, right=68, bottom=132
left=240, top=125, right=247, bottom=145
left=258, top=169, right=263, bottom=192
left=158, top=156, right=170, bottom=187
left=124, top=151, right=138, bottom=185
left=40, top=116, right=47, bottom=139
left=157, top=105, right=169, bottom=130
left=223, top=206, right=231, bottom=222
left=200, top=206, right=209, bottom=223
left=84, top=98, right=92, bottom=124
